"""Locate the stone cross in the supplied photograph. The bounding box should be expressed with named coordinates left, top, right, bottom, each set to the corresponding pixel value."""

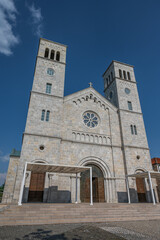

left=89, top=82, right=93, bottom=87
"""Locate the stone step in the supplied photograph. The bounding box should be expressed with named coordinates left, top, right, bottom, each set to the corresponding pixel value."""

left=1, top=203, right=160, bottom=226
left=1, top=213, right=160, bottom=221
left=0, top=211, right=160, bottom=217
left=1, top=215, right=160, bottom=226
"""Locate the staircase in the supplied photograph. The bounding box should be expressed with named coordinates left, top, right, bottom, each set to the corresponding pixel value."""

left=0, top=203, right=160, bottom=226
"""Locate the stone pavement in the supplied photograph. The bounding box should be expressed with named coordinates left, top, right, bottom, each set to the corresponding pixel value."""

left=0, top=220, right=159, bottom=240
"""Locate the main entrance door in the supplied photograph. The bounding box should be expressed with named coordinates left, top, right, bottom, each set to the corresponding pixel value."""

left=28, top=173, right=45, bottom=202
left=136, top=178, right=147, bottom=202
left=80, top=164, right=105, bottom=203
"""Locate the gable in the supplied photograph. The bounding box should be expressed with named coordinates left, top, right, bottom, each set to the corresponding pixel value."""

left=64, top=87, right=117, bottom=112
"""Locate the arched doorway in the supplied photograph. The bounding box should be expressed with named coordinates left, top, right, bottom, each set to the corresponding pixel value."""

left=135, top=170, right=147, bottom=203
left=80, top=164, right=105, bottom=203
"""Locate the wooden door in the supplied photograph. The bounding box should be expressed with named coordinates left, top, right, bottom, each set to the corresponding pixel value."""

left=28, top=173, right=45, bottom=202
left=98, top=178, right=105, bottom=202
left=93, top=177, right=99, bottom=202
left=136, top=178, right=147, bottom=202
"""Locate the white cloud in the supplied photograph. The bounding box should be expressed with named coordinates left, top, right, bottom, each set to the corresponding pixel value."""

left=0, top=151, right=9, bottom=162
left=0, top=0, right=19, bottom=56
left=27, top=3, right=43, bottom=37
left=0, top=173, right=6, bottom=186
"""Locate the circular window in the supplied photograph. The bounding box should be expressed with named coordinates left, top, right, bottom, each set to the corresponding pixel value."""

left=125, top=88, right=130, bottom=94
left=39, top=145, right=45, bottom=151
left=83, top=111, right=99, bottom=128
left=47, top=68, right=54, bottom=76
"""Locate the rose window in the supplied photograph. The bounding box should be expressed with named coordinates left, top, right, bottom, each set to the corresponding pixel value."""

left=83, top=112, right=99, bottom=128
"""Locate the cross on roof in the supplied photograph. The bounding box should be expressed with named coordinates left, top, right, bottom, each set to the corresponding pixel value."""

left=89, top=82, right=93, bottom=87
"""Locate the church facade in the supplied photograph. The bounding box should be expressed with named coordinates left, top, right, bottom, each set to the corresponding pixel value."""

left=2, top=38, right=155, bottom=204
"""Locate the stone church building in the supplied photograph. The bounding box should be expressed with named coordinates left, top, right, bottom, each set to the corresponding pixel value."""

left=2, top=38, right=155, bottom=205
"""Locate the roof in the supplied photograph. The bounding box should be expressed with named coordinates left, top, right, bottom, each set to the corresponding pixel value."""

left=152, top=158, right=160, bottom=165
left=127, top=171, right=160, bottom=179
left=10, top=148, right=21, bottom=157
left=40, top=38, right=67, bottom=48
left=27, top=162, right=90, bottom=174
left=102, top=60, right=134, bottom=77
left=64, top=87, right=117, bottom=112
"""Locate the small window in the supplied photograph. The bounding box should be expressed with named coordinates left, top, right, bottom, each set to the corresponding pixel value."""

left=39, top=145, right=45, bottom=151
left=128, top=101, right=133, bottom=111
left=127, top=72, right=131, bottom=80
left=108, top=75, right=110, bottom=83
left=46, top=111, right=50, bottom=122
left=123, top=71, right=126, bottom=79
left=111, top=72, right=113, bottom=81
left=56, top=51, right=60, bottom=61
left=119, top=69, right=122, bottom=78
left=44, top=48, right=49, bottom=58
left=130, top=125, right=134, bottom=134
left=47, top=68, right=54, bottom=76
left=106, top=78, right=109, bottom=85
left=41, top=110, right=45, bottom=121
left=134, top=125, right=137, bottom=135
left=46, top=83, right=52, bottom=94
left=50, top=50, right=55, bottom=60
left=109, top=91, right=113, bottom=99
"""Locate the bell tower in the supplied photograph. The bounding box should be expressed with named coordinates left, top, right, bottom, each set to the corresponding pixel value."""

left=32, top=38, right=67, bottom=98
left=103, top=60, right=152, bottom=175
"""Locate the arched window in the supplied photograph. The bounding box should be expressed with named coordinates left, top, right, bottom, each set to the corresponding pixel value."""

left=119, top=69, right=122, bottom=78
left=134, top=125, right=137, bottom=135
left=46, top=110, right=50, bottom=122
left=111, top=72, right=113, bottom=81
left=127, top=72, right=131, bottom=80
left=123, top=70, right=126, bottom=79
left=50, top=50, right=55, bottom=60
left=130, top=125, right=134, bottom=134
left=56, top=51, right=60, bottom=61
left=44, top=48, right=49, bottom=58
left=41, top=110, right=45, bottom=121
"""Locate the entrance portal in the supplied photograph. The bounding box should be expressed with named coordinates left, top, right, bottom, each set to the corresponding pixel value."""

left=136, top=178, right=147, bottom=202
left=80, top=164, right=105, bottom=202
left=28, top=173, right=45, bottom=202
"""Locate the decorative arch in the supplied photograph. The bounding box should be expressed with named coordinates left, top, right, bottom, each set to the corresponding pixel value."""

left=134, top=167, right=147, bottom=173
left=78, top=156, right=112, bottom=178
left=31, top=159, right=49, bottom=164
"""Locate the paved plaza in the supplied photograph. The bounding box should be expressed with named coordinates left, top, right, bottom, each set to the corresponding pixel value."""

left=0, top=220, right=159, bottom=240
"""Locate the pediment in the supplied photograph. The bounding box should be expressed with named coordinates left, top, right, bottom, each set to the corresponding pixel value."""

left=64, top=87, right=117, bottom=111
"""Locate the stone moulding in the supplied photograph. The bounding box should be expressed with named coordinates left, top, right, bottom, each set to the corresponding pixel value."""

left=72, top=131, right=111, bottom=145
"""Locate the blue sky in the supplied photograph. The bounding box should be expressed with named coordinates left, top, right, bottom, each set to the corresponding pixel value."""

left=0, top=0, right=160, bottom=184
